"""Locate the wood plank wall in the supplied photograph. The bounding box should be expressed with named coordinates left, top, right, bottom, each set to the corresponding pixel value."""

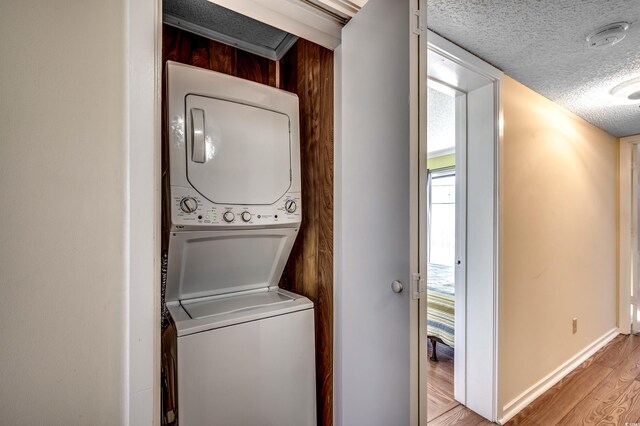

left=279, top=39, right=334, bottom=426
left=162, top=25, right=334, bottom=425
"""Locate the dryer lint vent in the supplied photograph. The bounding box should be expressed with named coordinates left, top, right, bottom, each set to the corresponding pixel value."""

left=586, top=22, right=630, bottom=48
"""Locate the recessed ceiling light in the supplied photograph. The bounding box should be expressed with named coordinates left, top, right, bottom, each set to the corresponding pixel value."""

left=586, top=22, right=630, bottom=48
left=611, top=77, right=640, bottom=102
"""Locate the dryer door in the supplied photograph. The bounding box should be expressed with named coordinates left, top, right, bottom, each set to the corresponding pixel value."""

left=185, top=94, right=292, bottom=205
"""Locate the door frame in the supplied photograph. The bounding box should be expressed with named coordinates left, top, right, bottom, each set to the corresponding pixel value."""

left=410, top=2, right=422, bottom=426
left=619, top=134, right=640, bottom=336
left=127, top=0, right=162, bottom=424
left=418, top=27, right=503, bottom=423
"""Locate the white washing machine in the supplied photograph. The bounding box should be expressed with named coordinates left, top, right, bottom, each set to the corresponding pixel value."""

left=165, top=61, right=316, bottom=425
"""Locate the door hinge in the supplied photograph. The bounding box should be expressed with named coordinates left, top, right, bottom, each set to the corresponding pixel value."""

left=411, top=272, right=425, bottom=300
left=412, top=9, right=423, bottom=35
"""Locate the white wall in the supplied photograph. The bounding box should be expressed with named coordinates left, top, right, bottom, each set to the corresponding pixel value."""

left=0, top=1, right=128, bottom=423
left=335, top=0, right=411, bottom=424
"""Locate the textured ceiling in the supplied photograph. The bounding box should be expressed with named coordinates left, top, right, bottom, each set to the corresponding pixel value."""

left=427, top=86, right=456, bottom=155
left=427, top=0, right=640, bottom=137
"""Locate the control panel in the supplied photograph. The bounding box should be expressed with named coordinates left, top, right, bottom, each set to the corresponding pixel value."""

left=170, top=186, right=301, bottom=230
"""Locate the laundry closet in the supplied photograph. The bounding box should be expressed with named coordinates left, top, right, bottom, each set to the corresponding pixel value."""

left=160, top=2, right=334, bottom=424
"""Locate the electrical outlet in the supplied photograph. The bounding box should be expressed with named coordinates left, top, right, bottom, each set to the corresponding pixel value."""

left=572, top=318, right=578, bottom=334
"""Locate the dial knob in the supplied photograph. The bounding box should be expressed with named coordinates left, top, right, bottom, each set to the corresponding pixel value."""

left=285, top=200, right=297, bottom=213
left=241, top=211, right=251, bottom=222
left=223, top=211, right=235, bottom=223
left=179, top=197, right=198, bottom=213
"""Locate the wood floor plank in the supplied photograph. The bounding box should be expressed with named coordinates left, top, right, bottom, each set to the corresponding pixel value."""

left=505, top=354, right=601, bottom=425
left=426, top=343, right=495, bottom=425
left=592, top=334, right=626, bottom=357
left=593, top=344, right=640, bottom=403
left=427, top=342, right=457, bottom=423
left=595, top=380, right=640, bottom=425
left=428, top=405, right=489, bottom=426
left=558, top=344, right=640, bottom=425
left=427, top=383, right=459, bottom=422
left=517, top=362, right=612, bottom=425
left=594, top=334, right=640, bottom=369
left=506, top=335, right=640, bottom=426
left=427, top=394, right=458, bottom=420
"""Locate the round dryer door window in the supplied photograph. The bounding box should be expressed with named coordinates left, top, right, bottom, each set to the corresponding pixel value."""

left=185, top=94, right=292, bottom=205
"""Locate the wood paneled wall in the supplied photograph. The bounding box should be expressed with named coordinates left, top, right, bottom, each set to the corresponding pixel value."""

left=162, top=25, right=334, bottom=425
left=279, top=39, right=334, bottom=426
left=162, top=24, right=278, bottom=85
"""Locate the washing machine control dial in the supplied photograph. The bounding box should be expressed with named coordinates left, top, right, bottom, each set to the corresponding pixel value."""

left=241, top=211, right=251, bottom=222
left=223, top=211, right=235, bottom=223
left=179, top=197, right=198, bottom=213
left=285, top=200, right=297, bottom=213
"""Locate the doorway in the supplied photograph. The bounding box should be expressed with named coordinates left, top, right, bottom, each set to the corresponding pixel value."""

left=425, top=79, right=466, bottom=422
left=620, top=136, right=640, bottom=336
left=419, top=28, right=502, bottom=423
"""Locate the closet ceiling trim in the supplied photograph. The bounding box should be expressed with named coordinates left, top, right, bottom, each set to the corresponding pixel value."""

left=206, top=0, right=368, bottom=50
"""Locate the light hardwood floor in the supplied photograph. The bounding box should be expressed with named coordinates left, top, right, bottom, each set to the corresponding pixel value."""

left=427, top=334, right=640, bottom=425
left=427, top=342, right=494, bottom=425
left=427, top=342, right=456, bottom=422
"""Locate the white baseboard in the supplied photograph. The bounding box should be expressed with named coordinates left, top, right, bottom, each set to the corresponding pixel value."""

left=619, top=326, right=632, bottom=335
left=497, top=327, right=619, bottom=425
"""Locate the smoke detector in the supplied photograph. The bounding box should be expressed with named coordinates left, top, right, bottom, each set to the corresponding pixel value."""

left=586, top=22, right=630, bottom=48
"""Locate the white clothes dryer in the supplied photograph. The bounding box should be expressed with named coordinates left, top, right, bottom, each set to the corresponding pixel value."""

left=165, top=61, right=316, bottom=425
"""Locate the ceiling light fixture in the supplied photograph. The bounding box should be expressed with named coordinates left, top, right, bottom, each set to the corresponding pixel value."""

left=586, top=22, right=630, bottom=48
left=610, top=77, right=640, bottom=102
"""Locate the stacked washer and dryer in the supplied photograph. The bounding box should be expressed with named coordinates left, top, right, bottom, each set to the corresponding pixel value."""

left=165, top=61, right=316, bottom=425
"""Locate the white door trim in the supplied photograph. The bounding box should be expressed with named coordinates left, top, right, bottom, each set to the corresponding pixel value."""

left=409, top=1, right=422, bottom=425
left=127, top=0, right=162, bottom=424
left=427, top=31, right=503, bottom=82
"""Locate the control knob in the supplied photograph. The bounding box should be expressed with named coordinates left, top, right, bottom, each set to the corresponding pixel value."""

left=285, top=200, right=297, bottom=213
left=179, top=197, right=198, bottom=213
left=223, top=211, right=235, bottom=223
left=241, top=211, right=251, bottom=222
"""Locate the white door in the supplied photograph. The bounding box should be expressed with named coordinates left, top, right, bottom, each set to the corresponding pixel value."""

left=335, top=0, right=414, bottom=424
